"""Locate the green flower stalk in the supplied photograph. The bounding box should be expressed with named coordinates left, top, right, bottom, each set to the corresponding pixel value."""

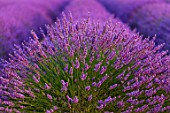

left=0, top=14, right=170, bottom=113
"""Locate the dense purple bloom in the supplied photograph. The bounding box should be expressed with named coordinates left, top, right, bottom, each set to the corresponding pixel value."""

left=64, top=0, right=132, bottom=33
left=0, top=0, right=170, bottom=112
left=129, top=3, right=170, bottom=51
left=0, top=13, right=169, bottom=112
left=98, top=0, right=170, bottom=51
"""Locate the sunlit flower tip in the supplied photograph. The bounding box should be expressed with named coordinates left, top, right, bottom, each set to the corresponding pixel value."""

left=46, top=110, right=51, bottom=113
left=106, top=50, right=116, bottom=61
left=100, top=66, right=107, bottom=74
left=33, top=75, right=39, bottom=83
left=47, top=94, right=52, bottom=100
left=53, top=106, right=58, bottom=111
left=84, top=63, right=90, bottom=71
left=44, top=83, right=51, bottom=90
left=94, top=61, right=103, bottom=72
left=96, top=104, right=104, bottom=110
left=2, top=101, right=14, bottom=107
left=85, top=86, right=91, bottom=91
left=109, top=84, right=118, bottom=90
left=69, top=67, right=73, bottom=75
left=117, top=100, right=125, bottom=108
left=88, top=95, right=93, bottom=101
left=13, top=92, right=25, bottom=99
left=61, top=80, right=68, bottom=92
left=66, top=95, right=72, bottom=102
left=81, top=72, right=87, bottom=81
left=75, top=57, right=80, bottom=69
left=73, top=96, right=79, bottom=103
left=92, top=82, right=97, bottom=87
left=104, top=111, right=114, bottom=113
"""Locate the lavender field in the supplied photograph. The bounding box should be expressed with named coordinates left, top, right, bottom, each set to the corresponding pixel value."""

left=0, top=0, right=170, bottom=113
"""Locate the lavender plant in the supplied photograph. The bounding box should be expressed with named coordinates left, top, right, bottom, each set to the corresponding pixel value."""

left=0, top=0, right=68, bottom=58
left=0, top=0, right=69, bottom=20
left=0, top=13, right=170, bottom=113
left=98, top=0, right=163, bottom=23
left=62, top=0, right=132, bottom=35
left=129, top=3, right=170, bottom=52
left=64, top=0, right=111, bottom=22
left=165, top=0, right=170, bottom=3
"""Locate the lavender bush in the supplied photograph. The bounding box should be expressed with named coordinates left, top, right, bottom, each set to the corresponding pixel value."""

left=129, top=3, right=170, bottom=51
left=0, top=0, right=69, bottom=20
left=64, top=0, right=111, bottom=22
left=165, top=0, right=170, bottom=3
left=0, top=0, right=68, bottom=58
left=98, top=0, right=163, bottom=23
left=62, top=0, right=132, bottom=34
left=0, top=13, right=170, bottom=113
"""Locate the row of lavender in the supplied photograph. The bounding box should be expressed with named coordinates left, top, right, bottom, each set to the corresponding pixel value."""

left=0, top=0, right=69, bottom=58
left=0, top=0, right=170, bottom=113
left=98, top=0, right=170, bottom=51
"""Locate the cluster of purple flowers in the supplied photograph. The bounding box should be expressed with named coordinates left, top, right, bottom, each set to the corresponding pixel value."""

left=98, top=0, right=170, bottom=51
left=0, top=0, right=170, bottom=113
left=0, top=0, right=68, bottom=58
left=129, top=3, right=170, bottom=51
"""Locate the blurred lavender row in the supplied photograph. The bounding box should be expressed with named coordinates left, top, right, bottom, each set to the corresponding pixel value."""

left=98, top=0, right=162, bottom=23
left=98, top=0, right=170, bottom=51
left=64, top=0, right=111, bottom=22
left=0, top=0, right=69, bottom=58
left=63, top=0, right=133, bottom=35
left=129, top=3, right=170, bottom=51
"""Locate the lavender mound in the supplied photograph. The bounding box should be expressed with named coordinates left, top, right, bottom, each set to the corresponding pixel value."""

left=64, top=0, right=111, bottom=22
left=0, top=0, right=68, bottom=58
left=62, top=0, right=132, bottom=34
left=0, top=13, right=170, bottom=113
left=165, top=0, right=170, bottom=3
left=98, top=0, right=162, bottom=23
left=129, top=3, right=170, bottom=51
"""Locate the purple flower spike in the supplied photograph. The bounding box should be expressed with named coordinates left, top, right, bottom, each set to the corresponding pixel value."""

left=85, top=86, right=91, bottom=91
left=73, top=96, right=79, bottom=104
left=100, top=66, right=107, bottom=74
left=69, top=67, right=73, bottom=75
left=94, top=61, right=103, bottom=72
left=61, top=80, right=68, bottom=92
left=88, top=95, right=93, bottom=102
left=44, top=83, right=51, bottom=90
left=47, top=94, right=53, bottom=100
left=81, top=72, right=87, bottom=81
left=75, top=57, right=80, bottom=69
